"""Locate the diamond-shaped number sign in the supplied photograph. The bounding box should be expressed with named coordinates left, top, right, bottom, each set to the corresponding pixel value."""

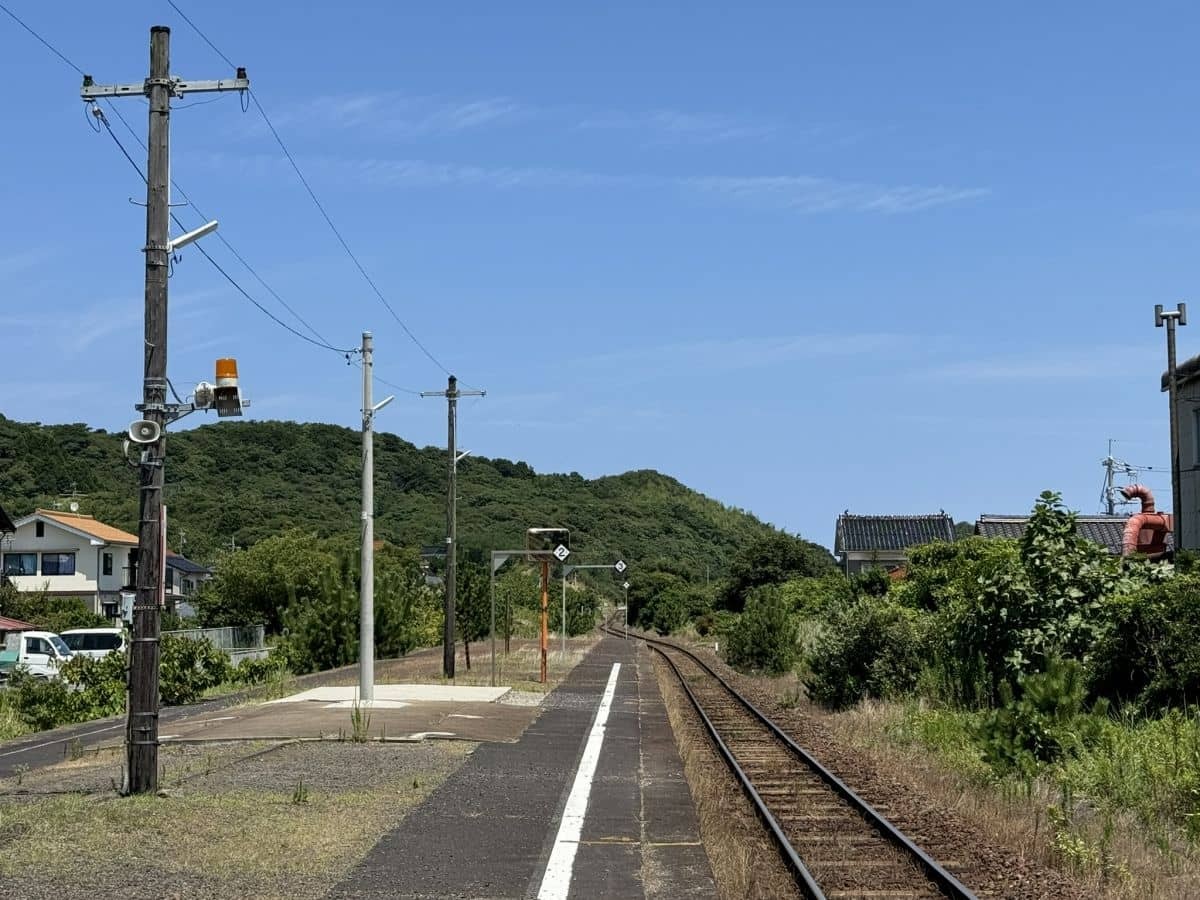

left=622, top=581, right=631, bottom=590
left=553, top=544, right=570, bottom=562
left=614, top=560, right=627, bottom=574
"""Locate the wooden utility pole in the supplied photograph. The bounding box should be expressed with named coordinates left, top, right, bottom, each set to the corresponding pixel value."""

left=82, top=26, right=248, bottom=795
left=422, top=375, right=484, bottom=678
left=126, top=25, right=171, bottom=796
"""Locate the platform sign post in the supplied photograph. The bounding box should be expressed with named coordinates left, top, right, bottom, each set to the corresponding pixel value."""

left=622, top=582, right=631, bottom=638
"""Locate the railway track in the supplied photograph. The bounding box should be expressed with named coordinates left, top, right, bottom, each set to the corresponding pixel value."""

left=604, top=624, right=977, bottom=900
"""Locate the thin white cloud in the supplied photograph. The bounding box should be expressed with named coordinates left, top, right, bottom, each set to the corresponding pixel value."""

left=919, top=345, right=1159, bottom=380
left=0, top=249, right=49, bottom=278
left=582, top=333, right=917, bottom=374
left=263, top=93, right=524, bottom=138
left=262, top=154, right=986, bottom=215
left=577, top=109, right=776, bottom=143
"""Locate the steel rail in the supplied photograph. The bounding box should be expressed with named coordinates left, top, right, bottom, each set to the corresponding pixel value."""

left=607, top=624, right=976, bottom=900
left=652, top=637, right=825, bottom=898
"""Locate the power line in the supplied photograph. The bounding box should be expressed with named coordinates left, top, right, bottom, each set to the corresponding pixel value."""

left=94, top=105, right=358, bottom=356
left=165, top=0, right=459, bottom=378
left=101, top=101, right=345, bottom=352
left=0, top=1, right=84, bottom=75
left=3, top=3, right=357, bottom=357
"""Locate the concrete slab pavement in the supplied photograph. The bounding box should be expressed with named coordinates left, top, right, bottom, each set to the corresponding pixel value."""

left=331, top=635, right=716, bottom=900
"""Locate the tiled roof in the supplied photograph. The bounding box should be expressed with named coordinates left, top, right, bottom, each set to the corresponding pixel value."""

left=0, top=615, right=36, bottom=631
left=835, top=513, right=955, bottom=553
left=166, top=554, right=211, bottom=575
left=1164, top=352, right=1200, bottom=391
left=35, top=509, right=139, bottom=545
left=974, top=514, right=1171, bottom=555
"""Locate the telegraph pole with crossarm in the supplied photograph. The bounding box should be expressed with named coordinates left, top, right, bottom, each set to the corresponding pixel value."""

left=81, top=26, right=248, bottom=795
left=421, top=376, right=485, bottom=679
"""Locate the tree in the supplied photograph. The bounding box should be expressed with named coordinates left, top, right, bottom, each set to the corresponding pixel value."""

left=724, top=585, right=799, bottom=674
left=723, top=532, right=836, bottom=611
left=197, top=530, right=337, bottom=632
left=456, top=560, right=490, bottom=670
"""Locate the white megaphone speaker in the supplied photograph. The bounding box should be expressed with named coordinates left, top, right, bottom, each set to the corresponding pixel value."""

left=127, top=419, right=161, bottom=444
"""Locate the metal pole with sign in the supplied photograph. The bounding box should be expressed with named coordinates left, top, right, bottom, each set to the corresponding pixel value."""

left=623, top=581, right=630, bottom=638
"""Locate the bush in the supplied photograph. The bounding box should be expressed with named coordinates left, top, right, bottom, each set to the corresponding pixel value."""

left=0, top=583, right=107, bottom=633
left=1089, top=575, right=1200, bottom=711
left=805, top=597, right=927, bottom=710
left=232, top=653, right=289, bottom=685
left=723, top=585, right=798, bottom=674
left=159, top=634, right=233, bottom=705
left=977, top=659, right=1105, bottom=775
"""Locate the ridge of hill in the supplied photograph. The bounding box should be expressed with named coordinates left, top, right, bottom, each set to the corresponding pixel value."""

left=0, top=416, right=811, bottom=575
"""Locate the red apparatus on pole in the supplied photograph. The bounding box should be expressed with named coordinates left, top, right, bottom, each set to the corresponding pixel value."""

left=1120, top=484, right=1173, bottom=558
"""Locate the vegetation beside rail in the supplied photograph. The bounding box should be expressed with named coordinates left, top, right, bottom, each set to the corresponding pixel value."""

left=628, top=491, right=1200, bottom=887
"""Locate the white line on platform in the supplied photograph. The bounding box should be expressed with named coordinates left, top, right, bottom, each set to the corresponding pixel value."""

left=537, top=662, right=622, bottom=900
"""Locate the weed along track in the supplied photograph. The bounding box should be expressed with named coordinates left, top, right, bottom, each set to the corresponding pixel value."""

left=607, top=626, right=977, bottom=900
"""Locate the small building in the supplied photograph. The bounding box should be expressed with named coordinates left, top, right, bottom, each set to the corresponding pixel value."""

left=1164, top=354, right=1200, bottom=549
left=1, top=509, right=138, bottom=617
left=166, top=553, right=213, bottom=619
left=975, top=513, right=1173, bottom=556
left=834, top=512, right=956, bottom=574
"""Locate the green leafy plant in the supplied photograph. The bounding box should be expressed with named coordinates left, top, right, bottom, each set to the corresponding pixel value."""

left=805, top=596, right=928, bottom=709
left=350, top=701, right=371, bottom=743
left=724, top=585, right=799, bottom=674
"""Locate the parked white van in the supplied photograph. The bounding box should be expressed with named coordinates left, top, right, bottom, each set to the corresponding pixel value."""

left=60, top=627, right=126, bottom=659
left=0, top=630, right=74, bottom=680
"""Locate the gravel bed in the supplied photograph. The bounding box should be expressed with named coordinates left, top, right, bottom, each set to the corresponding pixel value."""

left=637, top=629, right=1087, bottom=900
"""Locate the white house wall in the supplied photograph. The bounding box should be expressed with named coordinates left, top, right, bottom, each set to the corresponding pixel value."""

left=3, top=519, right=134, bottom=604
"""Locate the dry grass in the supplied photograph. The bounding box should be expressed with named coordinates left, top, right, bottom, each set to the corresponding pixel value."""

left=0, top=739, right=472, bottom=899
left=655, top=654, right=800, bottom=900
left=828, top=699, right=1200, bottom=899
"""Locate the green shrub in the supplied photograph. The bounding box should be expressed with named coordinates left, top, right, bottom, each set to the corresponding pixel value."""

left=977, top=658, right=1105, bottom=775
left=723, top=585, right=798, bottom=674
left=805, top=597, right=927, bottom=710
left=1089, top=575, right=1200, bottom=711
left=232, top=653, right=289, bottom=685
left=159, top=635, right=233, bottom=705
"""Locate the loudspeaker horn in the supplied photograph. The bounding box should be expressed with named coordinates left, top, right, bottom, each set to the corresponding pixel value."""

left=127, top=419, right=161, bottom=444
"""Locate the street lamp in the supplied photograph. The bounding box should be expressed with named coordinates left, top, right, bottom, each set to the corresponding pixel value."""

left=1157, top=303, right=1188, bottom=554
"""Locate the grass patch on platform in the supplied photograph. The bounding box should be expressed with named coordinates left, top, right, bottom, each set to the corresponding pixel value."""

left=0, top=741, right=472, bottom=899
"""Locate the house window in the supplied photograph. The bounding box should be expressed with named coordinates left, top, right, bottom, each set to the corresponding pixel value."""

left=2, top=553, right=37, bottom=576
left=183, top=578, right=195, bottom=596
left=103, top=553, right=113, bottom=576
left=1194, top=407, right=1200, bottom=466
left=41, top=552, right=76, bottom=576
left=35, top=521, right=44, bottom=538
left=165, top=567, right=174, bottom=592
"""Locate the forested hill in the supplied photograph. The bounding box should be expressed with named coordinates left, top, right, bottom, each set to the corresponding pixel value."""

left=0, top=415, right=818, bottom=574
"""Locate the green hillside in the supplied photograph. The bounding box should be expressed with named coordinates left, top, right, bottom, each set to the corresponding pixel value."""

left=0, top=415, right=815, bottom=575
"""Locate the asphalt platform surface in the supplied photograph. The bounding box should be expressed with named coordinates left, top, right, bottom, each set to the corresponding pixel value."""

left=332, top=635, right=716, bottom=899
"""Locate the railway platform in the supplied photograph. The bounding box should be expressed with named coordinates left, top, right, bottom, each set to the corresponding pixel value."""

left=332, top=635, right=716, bottom=899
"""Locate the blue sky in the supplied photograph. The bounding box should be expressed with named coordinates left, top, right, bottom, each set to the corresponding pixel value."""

left=1, top=1, right=1194, bottom=548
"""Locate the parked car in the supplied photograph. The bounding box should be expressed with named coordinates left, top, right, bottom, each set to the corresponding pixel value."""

left=0, top=630, right=74, bottom=680
left=60, top=627, right=126, bottom=659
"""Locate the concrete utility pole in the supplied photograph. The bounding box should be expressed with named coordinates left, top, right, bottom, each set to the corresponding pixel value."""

left=81, top=26, right=247, bottom=795
left=1157, top=303, right=1188, bottom=553
left=360, top=333, right=394, bottom=702
left=422, top=376, right=484, bottom=678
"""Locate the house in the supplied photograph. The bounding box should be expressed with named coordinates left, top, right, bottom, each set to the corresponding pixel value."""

left=975, top=513, right=1173, bottom=556
left=1164, top=353, right=1200, bottom=549
left=1, top=509, right=138, bottom=617
left=834, top=512, right=956, bottom=574
left=166, top=553, right=212, bottom=618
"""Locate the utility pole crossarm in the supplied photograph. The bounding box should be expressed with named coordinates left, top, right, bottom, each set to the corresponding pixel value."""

left=81, top=72, right=249, bottom=98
